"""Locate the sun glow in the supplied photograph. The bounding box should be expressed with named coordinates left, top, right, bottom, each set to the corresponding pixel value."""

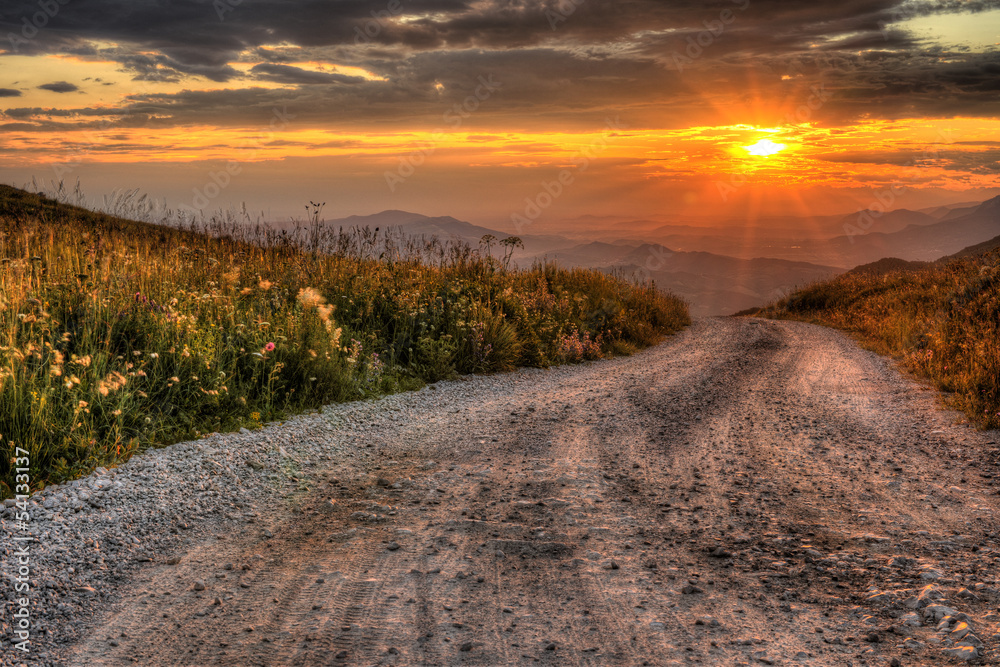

left=744, top=139, right=787, bottom=157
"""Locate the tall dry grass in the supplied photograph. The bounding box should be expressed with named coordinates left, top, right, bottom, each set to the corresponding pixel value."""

left=0, top=184, right=689, bottom=496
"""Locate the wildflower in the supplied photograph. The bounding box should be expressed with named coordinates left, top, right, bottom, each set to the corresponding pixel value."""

left=169, top=376, right=180, bottom=383
left=265, top=342, right=276, bottom=352
left=259, top=280, right=273, bottom=290
left=73, top=355, right=92, bottom=367
left=191, top=375, right=198, bottom=381
left=112, top=409, right=122, bottom=416
left=102, top=371, right=128, bottom=393
left=78, top=400, right=88, bottom=408
left=50, top=350, right=65, bottom=377
left=297, top=287, right=325, bottom=309
left=149, top=352, right=159, bottom=359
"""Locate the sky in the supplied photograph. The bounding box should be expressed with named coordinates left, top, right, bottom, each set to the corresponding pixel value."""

left=1, top=0, right=999, bottom=231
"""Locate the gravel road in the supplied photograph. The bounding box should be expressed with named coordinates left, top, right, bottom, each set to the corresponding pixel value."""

left=4, top=317, right=1000, bottom=666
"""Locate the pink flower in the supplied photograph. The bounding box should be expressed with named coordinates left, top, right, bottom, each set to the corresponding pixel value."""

left=264, top=342, right=276, bottom=352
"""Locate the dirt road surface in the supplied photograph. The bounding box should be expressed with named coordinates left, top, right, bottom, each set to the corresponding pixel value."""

left=61, top=318, right=1000, bottom=666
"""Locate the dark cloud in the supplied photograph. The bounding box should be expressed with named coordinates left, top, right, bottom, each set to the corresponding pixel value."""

left=0, top=89, right=22, bottom=97
left=2, top=107, right=78, bottom=118
left=0, top=0, right=998, bottom=130
left=1, top=0, right=994, bottom=64
left=38, top=81, right=79, bottom=93
left=816, top=147, right=1000, bottom=175
left=249, top=64, right=367, bottom=85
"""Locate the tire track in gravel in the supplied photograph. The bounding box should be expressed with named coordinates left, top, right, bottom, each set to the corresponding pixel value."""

left=57, top=317, right=1000, bottom=667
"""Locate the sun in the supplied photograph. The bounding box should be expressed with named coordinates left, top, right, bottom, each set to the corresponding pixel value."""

left=744, top=139, right=787, bottom=157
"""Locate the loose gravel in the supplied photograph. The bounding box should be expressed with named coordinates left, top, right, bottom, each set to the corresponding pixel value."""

left=2, top=317, right=999, bottom=667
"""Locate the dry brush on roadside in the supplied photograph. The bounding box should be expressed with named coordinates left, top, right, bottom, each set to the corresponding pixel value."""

left=751, top=248, right=1000, bottom=430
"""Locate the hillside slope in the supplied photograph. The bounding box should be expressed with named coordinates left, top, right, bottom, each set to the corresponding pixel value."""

left=754, top=246, right=1000, bottom=429
left=0, top=184, right=689, bottom=497
left=941, top=233, right=1000, bottom=261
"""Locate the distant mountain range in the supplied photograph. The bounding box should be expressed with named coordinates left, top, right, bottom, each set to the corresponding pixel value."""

left=297, top=195, right=999, bottom=317
left=540, top=197, right=1000, bottom=268
left=819, top=196, right=1000, bottom=265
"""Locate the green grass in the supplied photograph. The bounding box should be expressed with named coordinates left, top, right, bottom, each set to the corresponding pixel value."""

left=752, top=248, right=1000, bottom=430
left=0, top=184, right=690, bottom=497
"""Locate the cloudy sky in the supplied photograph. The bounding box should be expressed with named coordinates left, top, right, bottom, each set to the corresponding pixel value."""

left=1, top=0, right=999, bottom=228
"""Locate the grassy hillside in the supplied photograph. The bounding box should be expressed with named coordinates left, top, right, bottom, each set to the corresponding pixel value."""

left=0, top=185, right=689, bottom=497
left=941, top=233, right=1000, bottom=261
left=753, top=248, right=1000, bottom=430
